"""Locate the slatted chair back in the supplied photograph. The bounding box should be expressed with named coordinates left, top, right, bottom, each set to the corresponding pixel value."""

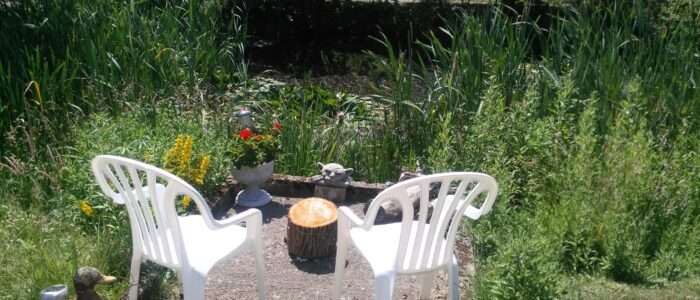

left=363, top=172, right=498, bottom=273
left=91, top=155, right=205, bottom=269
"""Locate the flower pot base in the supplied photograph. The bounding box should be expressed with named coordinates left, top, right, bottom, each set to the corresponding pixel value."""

left=236, top=188, right=272, bottom=207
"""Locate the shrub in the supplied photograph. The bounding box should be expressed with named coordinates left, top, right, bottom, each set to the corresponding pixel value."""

left=478, top=236, right=562, bottom=300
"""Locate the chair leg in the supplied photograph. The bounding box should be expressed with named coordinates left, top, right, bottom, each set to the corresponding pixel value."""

left=181, top=271, right=207, bottom=300
left=374, top=272, right=396, bottom=300
left=448, top=257, right=460, bottom=300
left=254, top=239, right=267, bottom=299
left=418, top=272, right=435, bottom=300
left=333, top=235, right=349, bottom=300
left=128, top=253, right=141, bottom=300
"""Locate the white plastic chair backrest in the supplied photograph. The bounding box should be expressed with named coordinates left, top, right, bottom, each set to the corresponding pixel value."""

left=91, top=155, right=210, bottom=269
left=364, top=172, right=498, bottom=273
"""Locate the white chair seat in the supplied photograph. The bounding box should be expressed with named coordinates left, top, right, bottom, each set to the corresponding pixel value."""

left=179, top=215, right=248, bottom=275
left=350, top=223, right=402, bottom=275
left=350, top=222, right=449, bottom=275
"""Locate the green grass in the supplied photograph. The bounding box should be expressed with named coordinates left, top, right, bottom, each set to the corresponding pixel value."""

left=564, top=278, right=700, bottom=300
left=0, top=204, right=130, bottom=299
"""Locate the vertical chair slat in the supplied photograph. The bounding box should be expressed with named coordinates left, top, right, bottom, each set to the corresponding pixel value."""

left=148, top=171, right=175, bottom=265
left=433, top=180, right=472, bottom=266
left=416, top=178, right=449, bottom=270
left=427, top=178, right=468, bottom=269
left=113, top=163, right=156, bottom=258
left=396, top=189, right=414, bottom=271
left=129, top=166, right=164, bottom=263
left=102, top=167, right=147, bottom=255
left=406, top=181, right=430, bottom=271
left=443, top=182, right=483, bottom=265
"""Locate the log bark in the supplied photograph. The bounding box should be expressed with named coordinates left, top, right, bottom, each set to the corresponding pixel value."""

left=286, top=197, right=337, bottom=258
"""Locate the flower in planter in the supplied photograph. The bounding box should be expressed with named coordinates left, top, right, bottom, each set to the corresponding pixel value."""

left=240, top=128, right=252, bottom=140
left=229, top=123, right=281, bottom=170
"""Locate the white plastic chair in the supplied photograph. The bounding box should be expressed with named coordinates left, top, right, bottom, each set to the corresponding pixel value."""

left=91, top=155, right=267, bottom=300
left=333, top=172, right=498, bottom=300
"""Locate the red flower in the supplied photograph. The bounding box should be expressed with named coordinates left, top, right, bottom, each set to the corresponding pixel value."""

left=239, top=128, right=252, bottom=140
left=274, top=122, right=282, bottom=130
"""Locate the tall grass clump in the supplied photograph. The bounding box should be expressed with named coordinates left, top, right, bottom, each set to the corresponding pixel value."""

left=364, top=1, right=700, bottom=298
left=0, top=0, right=247, bottom=159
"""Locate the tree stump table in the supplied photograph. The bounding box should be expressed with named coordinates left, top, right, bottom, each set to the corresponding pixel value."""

left=286, top=197, right=337, bottom=258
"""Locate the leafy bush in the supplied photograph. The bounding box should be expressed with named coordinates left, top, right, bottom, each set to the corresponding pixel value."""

left=478, top=236, right=562, bottom=300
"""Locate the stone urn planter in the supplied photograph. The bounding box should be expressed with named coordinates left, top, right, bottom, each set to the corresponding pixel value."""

left=231, top=161, right=274, bottom=207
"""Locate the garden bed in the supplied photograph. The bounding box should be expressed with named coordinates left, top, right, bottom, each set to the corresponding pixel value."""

left=203, top=177, right=476, bottom=299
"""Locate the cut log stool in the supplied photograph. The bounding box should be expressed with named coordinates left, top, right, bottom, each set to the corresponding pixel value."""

left=287, top=197, right=337, bottom=258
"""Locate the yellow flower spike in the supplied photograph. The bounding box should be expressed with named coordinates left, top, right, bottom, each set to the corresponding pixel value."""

left=79, top=201, right=94, bottom=217
left=182, top=195, right=192, bottom=209
left=164, top=135, right=185, bottom=170
left=194, top=155, right=210, bottom=185
left=178, top=135, right=193, bottom=176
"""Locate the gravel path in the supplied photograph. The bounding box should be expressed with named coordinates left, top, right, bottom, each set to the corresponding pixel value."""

left=204, top=196, right=475, bottom=299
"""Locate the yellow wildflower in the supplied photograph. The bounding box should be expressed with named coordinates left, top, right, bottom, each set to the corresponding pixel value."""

left=164, top=135, right=185, bottom=170
left=194, top=155, right=210, bottom=185
left=79, top=201, right=93, bottom=217
left=178, top=135, right=193, bottom=176
left=182, top=195, right=192, bottom=209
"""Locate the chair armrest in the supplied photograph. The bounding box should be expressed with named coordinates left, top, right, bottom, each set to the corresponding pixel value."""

left=438, top=195, right=482, bottom=220
left=211, top=209, right=263, bottom=235
left=337, top=206, right=364, bottom=229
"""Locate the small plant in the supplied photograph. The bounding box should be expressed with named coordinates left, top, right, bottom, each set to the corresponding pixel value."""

left=229, top=122, right=282, bottom=170
left=79, top=200, right=94, bottom=217
left=163, top=134, right=211, bottom=209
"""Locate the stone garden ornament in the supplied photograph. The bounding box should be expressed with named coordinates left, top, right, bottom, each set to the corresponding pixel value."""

left=312, top=162, right=353, bottom=202
left=312, top=162, right=353, bottom=186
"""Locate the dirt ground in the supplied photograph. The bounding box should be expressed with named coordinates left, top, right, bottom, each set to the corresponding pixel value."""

left=205, top=196, right=475, bottom=300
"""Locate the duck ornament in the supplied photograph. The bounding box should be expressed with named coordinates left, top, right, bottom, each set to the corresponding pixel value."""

left=40, top=267, right=116, bottom=300
left=74, top=267, right=117, bottom=300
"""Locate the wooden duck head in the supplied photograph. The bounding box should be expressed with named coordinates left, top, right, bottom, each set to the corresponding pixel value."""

left=73, top=267, right=116, bottom=300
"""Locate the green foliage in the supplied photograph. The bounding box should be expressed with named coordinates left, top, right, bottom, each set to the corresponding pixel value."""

left=0, top=0, right=247, bottom=157
left=478, top=236, right=562, bottom=300
left=427, top=113, right=457, bottom=173
left=362, top=2, right=700, bottom=297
